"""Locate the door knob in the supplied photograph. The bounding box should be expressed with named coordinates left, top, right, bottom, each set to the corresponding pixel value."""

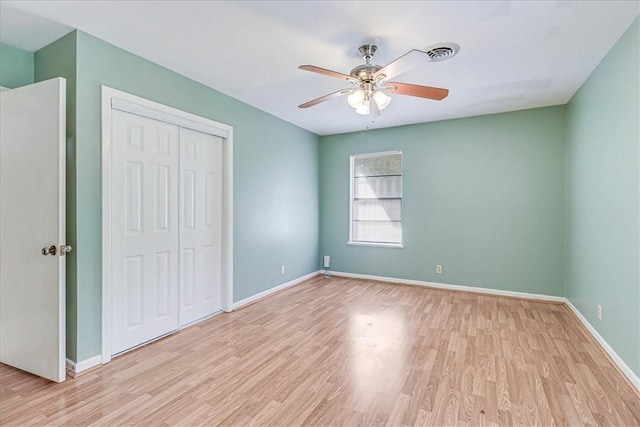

left=60, top=245, right=72, bottom=256
left=41, top=245, right=57, bottom=256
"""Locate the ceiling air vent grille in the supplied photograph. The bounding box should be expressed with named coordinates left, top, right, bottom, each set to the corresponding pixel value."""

left=424, top=43, right=460, bottom=62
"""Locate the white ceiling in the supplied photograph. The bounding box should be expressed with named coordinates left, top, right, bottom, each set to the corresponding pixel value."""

left=1, top=1, right=638, bottom=135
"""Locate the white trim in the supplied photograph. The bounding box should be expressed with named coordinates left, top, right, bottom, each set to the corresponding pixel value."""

left=100, top=87, right=113, bottom=364
left=0, top=86, right=10, bottom=92
left=330, top=271, right=566, bottom=302
left=233, top=271, right=321, bottom=310
left=349, top=150, right=403, bottom=247
left=100, top=86, right=234, bottom=364
left=222, top=130, right=234, bottom=312
left=347, top=241, right=404, bottom=248
left=564, top=300, right=640, bottom=392
left=65, top=355, right=102, bottom=378
left=111, top=98, right=229, bottom=138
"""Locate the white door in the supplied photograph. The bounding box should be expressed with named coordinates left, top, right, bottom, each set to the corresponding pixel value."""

left=179, top=128, right=223, bottom=326
left=0, top=78, right=67, bottom=383
left=111, top=110, right=180, bottom=355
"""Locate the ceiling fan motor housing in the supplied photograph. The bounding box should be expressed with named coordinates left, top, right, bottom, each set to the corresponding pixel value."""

left=350, top=64, right=382, bottom=81
left=358, top=44, right=377, bottom=60
left=350, top=44, right=384, bottom=81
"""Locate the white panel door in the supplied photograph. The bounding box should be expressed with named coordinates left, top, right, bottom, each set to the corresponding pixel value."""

left=0, top=78, right=66, bottom=382
left=111, top=110, right=180, bottom=354
left=179, top=127, right=223, bottom=326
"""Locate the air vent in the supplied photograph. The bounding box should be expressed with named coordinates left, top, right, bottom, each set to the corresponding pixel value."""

left=423, top=43, right=460, bottom=62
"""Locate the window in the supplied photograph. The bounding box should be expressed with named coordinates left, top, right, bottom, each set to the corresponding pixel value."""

left=349, top=151, right=403, bottom=247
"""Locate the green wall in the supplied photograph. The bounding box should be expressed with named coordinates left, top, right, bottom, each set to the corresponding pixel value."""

left=320, top=107, right=566, bottom=296
left=34, top=32, right=78, bottom=362
left=566, top=18, right=639, bottom=377
left=35, top=31, right=320, bottom=362
left=0, top=42, right=34, bottom=88
left=22, top=17, right=638, bottom=378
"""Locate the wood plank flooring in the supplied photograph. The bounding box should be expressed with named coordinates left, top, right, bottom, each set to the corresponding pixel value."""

left=1, top=276, right=639, bottom=426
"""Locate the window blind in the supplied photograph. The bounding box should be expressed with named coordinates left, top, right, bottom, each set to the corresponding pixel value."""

left=350, top=152, right=402, bottom=245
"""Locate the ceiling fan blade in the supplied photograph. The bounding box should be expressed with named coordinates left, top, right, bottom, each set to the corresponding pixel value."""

left=384, top=82, right=449, bottom=100
left=298, top=88, right=354, bottom=109
left=299, top=65, right=357, bottom=82
left=373, top=49, right=430, bottom=81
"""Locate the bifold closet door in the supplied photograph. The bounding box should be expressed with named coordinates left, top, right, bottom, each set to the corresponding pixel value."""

left=111, top=110, right=180, bottom=355
left=179, top=127, right=223, bottom=326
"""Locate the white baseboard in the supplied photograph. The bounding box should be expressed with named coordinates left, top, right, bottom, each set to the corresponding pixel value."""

left=564, top=300, right=640, bottom=392
left=330, top=271, right=566, bottom=303
left=66, top=355, right=102, bottom=378
left=233, top=270, right=321, bottom=310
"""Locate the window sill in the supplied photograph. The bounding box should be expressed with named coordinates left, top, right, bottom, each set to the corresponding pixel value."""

left=347, top=241, right=404, bottom=249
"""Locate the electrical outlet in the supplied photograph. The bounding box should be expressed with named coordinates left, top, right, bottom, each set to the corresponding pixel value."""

left=597, top=305, right=603, bottom=321
left=280, top=265, right=285, bottom=275
left=436, top=264, right=443, bottom=274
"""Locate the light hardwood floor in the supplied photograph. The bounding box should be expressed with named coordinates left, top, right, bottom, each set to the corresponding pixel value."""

left=1, top=276, right=639, bottom=426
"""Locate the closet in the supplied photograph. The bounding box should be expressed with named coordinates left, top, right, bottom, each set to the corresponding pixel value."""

left=107, top=94, right=229, bottom=356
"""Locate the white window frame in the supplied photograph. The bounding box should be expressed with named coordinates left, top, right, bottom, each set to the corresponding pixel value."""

left=348, top=150, right=404, bottom=248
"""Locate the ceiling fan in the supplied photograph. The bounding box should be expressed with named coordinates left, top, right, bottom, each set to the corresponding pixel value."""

left=298, top=44, right=452, bottom=117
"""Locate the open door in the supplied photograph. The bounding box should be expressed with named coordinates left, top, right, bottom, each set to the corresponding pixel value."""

left=0, top=78, right=67, bottom=382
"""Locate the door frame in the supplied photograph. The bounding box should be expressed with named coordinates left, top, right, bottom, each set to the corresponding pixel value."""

left=100, top=86, right=233, bottom=364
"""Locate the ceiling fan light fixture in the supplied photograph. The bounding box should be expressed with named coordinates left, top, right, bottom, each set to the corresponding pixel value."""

left=347, top=89, right=365, bottom=108
left=355, top=104, right=371, bottom=115
left=348, top=88, right=391, bottom=115
left=373, top=91, right=391, bottom=110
